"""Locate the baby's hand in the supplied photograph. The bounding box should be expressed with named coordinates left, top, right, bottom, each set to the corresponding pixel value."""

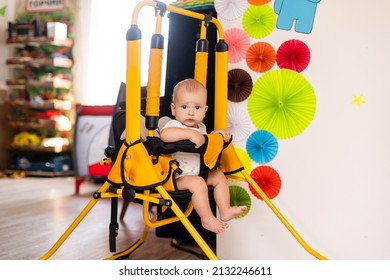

left=212, top=129, right=232, bottom=142
left=189, top=130, right=205, bottom=148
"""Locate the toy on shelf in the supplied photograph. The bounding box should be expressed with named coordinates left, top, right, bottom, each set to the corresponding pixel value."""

left=4, top=5, right=75, bottom=177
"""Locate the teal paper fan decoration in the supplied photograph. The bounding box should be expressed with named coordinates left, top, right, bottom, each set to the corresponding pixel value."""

left=242, top=4, right=276, bottom=39
left=248, top=69, right=316, bottom=139
left=229, top=185, right=251, bottom=218
left=246, top=130, right=278, bottom=164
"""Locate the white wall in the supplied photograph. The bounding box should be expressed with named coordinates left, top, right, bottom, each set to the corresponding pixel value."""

left=72, top=0, right=170, bottom=106
left=217, top=0, right=390, bottom=260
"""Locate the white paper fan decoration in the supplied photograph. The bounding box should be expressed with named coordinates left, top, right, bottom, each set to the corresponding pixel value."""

left=227, top=102, right=252, bottom=142
left=215, top=0, right=249, bottom=21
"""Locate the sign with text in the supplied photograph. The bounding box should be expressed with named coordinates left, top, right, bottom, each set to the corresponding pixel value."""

left=25, top=0, right=66, bottom=13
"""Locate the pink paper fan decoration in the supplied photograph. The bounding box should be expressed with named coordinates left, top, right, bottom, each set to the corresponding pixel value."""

left=276, top=39, right=311, bottom=73
left=228, top=68, right=253, bottom=102
left=249, top=165, right=281, bottom=200
left=248, top=0, right=271, bottom=5
left=224, top=28, right=251, bottom=64
left=246, top=42, right=276, bottom=73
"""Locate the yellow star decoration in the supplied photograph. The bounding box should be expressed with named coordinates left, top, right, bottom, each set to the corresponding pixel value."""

left=352, top=94, right=366, bottom=108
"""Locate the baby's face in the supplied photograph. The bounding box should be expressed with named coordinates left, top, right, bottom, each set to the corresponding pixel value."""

left=171, top=90, right=208, bottom=128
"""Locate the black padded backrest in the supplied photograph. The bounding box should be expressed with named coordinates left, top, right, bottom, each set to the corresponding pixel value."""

left=111, top=110, right=126, bottom=151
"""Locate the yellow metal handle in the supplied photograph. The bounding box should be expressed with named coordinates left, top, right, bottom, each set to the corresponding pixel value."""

left=241, top=170, right=327, bottom=260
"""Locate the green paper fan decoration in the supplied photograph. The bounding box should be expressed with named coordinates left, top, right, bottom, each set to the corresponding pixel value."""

left=248, top=69, right=316, bottom=139
left=242, top=5, right=276, bottom=39
left=229, top=185, right=251, bottom=218
left=0, top=6, right=6, bottom=16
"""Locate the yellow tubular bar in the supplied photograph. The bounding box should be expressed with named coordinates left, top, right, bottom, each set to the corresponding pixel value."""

left=126, top=39, right=141, bottom=143
left=143, top=199, right=195, bottom=228
left=145, top=13, right=163, bottom=119
left=131, top=1, right=227, bottom=132
left=155, top=185, right=218, bottom=260
left=241, top=170, right=327, bottom=260
left=39, top=181, right=112, bottom=259
left=200, top=21, right=207, bottom=39
left=194, top=23, right=208, bottom=86
left=131, top=1, right=225, bottom=40
left=195, top=52, right=208, bottom=86
left=105, top=223, right=152, bottom=260
left=146, top=48, right=163, bottom=117
left=214, top=50, right=228, bottom=129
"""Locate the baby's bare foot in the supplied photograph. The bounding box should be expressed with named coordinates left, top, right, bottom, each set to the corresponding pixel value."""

left=201, top=216, right=229, bottom=234
left=220, top=206, right=247, bottom=222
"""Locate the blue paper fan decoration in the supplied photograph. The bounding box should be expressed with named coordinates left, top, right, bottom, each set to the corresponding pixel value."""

left=246, top=130, right=278, bottom=164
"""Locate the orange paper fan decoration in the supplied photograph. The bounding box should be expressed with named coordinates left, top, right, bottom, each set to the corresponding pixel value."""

left=246, top=42, right=276, bottom=73
left=249, top=165, right=281, bottom=200
left=248, top=0, right=271, bottom=5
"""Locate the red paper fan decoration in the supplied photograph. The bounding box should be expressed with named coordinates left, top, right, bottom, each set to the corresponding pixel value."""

left=276, top=39, right=311, bottom=73
left=248, top=0, right=271, bottom=5
left=224, top=28, right=251, bottom=64
left=228, top=68, right=253, bottom=102
left=249, top=165, right=281, bottom=200
left=246, top=42, right=276, bottom=73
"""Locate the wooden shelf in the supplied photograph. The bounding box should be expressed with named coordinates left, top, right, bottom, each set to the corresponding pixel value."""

left=8, top=144, right=72, bottom=153
left=6, top=57, right=73, bottom=68
left=7, top=118, right=72, bottom=132
left=6, top=37, right=73, bottom=47
left=6, top=99, right=72, bottom=111
left=6, top=77, right=72, bottom=90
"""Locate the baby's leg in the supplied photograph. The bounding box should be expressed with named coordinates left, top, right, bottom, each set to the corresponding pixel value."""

left=175, top=175, right=228, bottom=234
left=207, top=171, right=247, bottom=222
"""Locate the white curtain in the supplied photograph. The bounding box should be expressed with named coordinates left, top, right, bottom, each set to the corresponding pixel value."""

left=73, top=0, right=170, bottom=105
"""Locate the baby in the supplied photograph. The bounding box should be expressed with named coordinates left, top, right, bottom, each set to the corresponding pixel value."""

left=159, top=79, right=247, bottom=234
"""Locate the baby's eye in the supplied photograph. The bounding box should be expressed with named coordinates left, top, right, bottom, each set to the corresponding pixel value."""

left=195, top=105, right=201, bottom=110
left=181, top=105, right=188, bottom=109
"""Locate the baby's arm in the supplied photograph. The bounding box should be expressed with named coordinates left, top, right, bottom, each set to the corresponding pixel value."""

left=160, top=127, right=205, bottom=148
left=211, top=129, right=231, bottom=142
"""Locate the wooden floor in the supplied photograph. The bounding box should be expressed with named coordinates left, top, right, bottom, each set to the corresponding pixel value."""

left=0, top=176, right=214, bottom=260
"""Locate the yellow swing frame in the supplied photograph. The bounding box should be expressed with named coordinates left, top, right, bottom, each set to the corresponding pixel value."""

left=39, top=0, right=327, bottom=260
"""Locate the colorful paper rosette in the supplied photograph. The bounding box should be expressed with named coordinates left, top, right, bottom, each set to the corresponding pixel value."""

left=229, top=185, right=251, bottom=218
left=246, top=41, right=276, bottom=73
left=224, top=28, right=251, bottom=64
left=242, top=4, right=276, bottom=38
left=227, top=103, right=252, bottom=142
left=246, top=130, right=278, bottom=164
left=276, top=39, right=311, bottom=73
left=170, top=0, right=215, bottom=9
left=228, top=68, right=253, bottom=102
left=249, top=165, right=281, bottom=200
left=215, top=0, right=248, bottom=21
left=227, top=147, right=252, bottom=182
left=248, top=0, right=271, bottom=5
left=248, top=69, right=316, bottom=139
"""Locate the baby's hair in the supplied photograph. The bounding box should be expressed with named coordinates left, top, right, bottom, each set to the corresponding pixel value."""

left=172, top=78, right=207, bottom=102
